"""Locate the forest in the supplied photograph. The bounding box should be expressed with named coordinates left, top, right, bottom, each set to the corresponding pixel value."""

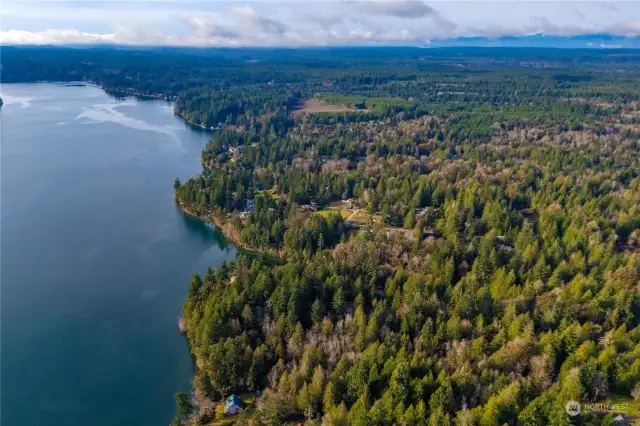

left=6, top=46, right=640, bottom=425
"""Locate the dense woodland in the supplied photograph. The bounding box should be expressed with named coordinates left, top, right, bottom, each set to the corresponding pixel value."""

left=6, top=46, right=640, bottom=425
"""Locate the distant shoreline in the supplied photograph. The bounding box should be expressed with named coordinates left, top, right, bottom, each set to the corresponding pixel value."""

left=95, top=84, right=167, bottom=101
left=94, top=84, right=214, bottom=131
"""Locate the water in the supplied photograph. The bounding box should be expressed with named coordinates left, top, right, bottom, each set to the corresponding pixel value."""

left=1, top=83, right=237, bottom=426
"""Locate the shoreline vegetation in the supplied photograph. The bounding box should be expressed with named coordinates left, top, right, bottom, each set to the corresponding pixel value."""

left=95, top=84, right=169, bottom=101
left=95, top=83, right=214, bottom=131
left=84, top=82, right=217, bottom=133
left=174, top=111, right=212, bottom=130
left=177, top=202, right=277, bottom=257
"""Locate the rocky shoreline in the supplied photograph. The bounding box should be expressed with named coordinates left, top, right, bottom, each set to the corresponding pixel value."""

left=177, top=316, right=187, bottom=333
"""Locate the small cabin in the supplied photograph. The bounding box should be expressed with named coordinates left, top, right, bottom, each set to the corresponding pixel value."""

left=224, top=394, right=243, bottom=415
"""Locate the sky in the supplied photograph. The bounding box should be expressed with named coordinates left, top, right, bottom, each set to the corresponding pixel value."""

left=1, top=0, right=639, bottom=46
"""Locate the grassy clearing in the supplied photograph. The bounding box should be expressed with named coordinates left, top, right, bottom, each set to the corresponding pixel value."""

left=256, top=189, right=281, bottom=200
left=240, top=393, right=257, bottom=405
left=292, top=98, right=355, bottom=116
left=316, top=94, right=416, bottom=112
left=606, top=394, right=640, bottom=415
left=206, top=409, right=255, bottom=426
left=348, top=209, right=382, bottom=224
left=315, top=207, right=352, bottom=219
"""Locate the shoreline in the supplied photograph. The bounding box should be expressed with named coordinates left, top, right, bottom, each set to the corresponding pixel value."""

left=175, top=112, right=210, bottom=130
left=94, top=83, right=212, bottom=131
left=177, top=202, right=275, bottom=256
left=19, top=80, right=212, bottom=132
left=177, top=203, right=275, bottom=417
left=92, top=83, right=168, bottom=101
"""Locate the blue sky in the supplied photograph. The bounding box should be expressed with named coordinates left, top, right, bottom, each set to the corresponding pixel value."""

left=1, top=1, right=639, bottom=46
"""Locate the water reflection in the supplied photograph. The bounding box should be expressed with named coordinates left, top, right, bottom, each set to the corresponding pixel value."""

left=177, top=204, right=233, bottom=251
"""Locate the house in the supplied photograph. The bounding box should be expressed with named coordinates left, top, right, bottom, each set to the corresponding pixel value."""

left=224, top=394, right=243, bottom=415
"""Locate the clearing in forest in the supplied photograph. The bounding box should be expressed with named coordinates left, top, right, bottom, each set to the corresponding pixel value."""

left=314, top=207, right=352, bottom=219
left=291, top=98, right=356, bottom=117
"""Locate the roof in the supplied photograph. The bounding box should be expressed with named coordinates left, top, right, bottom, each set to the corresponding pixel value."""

left=225, top=394, right=242, bottom=409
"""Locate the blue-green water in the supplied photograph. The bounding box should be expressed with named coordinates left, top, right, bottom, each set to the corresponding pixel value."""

left=1, top=83, right=237, bottom=426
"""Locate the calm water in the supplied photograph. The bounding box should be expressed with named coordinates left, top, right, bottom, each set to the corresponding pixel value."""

left=1, top=83, right=237, bottom=426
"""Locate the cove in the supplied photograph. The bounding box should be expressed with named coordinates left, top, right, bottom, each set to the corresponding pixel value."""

left=0, top=83, right=237, bottom=426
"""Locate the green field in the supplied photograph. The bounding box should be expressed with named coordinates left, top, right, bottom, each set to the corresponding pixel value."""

left=605, top=394, right=640, bottom=416
left=256, top=189, right=280, bottom=200
left=348, top=209, right=382, bottom=224
left=314, top=207, right=351, bottom=219
left=316, top=93, right=416, bottom=112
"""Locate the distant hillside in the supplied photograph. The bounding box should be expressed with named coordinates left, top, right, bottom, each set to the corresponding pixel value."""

left=427, top=33, right=640, bottom=49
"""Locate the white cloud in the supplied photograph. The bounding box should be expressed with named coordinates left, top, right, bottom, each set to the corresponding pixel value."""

left=229, top=5, right=289, bottom=35
left=1, top=1, right=639, bottom=46
left=303, top=11, right=346, bottom=29
left=0, top=29, right=116, bottom=44
left=181, top=16, right=239, bottom=39
left=349, top=0, right=437, bottom=19
left=609, top=20, right=640, bottom=37
left=526, top=16, right=589, bottom=37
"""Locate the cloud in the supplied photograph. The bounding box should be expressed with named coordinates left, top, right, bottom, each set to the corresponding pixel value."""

left=601, top=3, right=621, bottom=14
left=526, top=16, right=588, bottom=37
left=303, top=12, right=346, bottom=29
left=230, top=5, right=288, bottom=35
left=608, top=20, right=640, bottom=37
left=1, top=1, right=639, bottom=47
left=0, top=29, right=115, bottom=44
left=181, top=16, right=238, bottom=39
left=346, top=0, right=435, bottom=19
left=346, top=0, right=456, bottom=36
